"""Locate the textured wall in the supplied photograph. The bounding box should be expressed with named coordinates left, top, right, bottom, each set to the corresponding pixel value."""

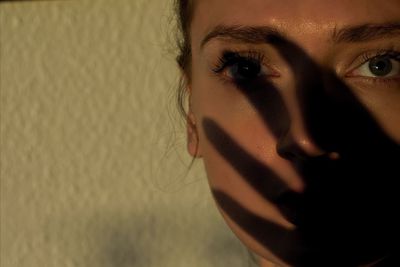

left=0, top=1, right=255, bottom=266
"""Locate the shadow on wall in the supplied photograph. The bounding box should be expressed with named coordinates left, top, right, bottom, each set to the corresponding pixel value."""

left=93, top=210, right=253, bottom=267
left=45, top=199, right=253, bottom=267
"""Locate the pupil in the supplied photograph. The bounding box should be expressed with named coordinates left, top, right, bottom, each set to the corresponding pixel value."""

left=235, top=61, right=261, bottom=79
left=368, top=56, right=392, bottom=76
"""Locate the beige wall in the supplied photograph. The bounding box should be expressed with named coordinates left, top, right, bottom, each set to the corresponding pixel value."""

left=0, top=1, right=254, bottom=266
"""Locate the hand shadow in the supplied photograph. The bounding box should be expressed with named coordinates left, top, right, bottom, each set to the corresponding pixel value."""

left=202, top=34, right=400, bottom=267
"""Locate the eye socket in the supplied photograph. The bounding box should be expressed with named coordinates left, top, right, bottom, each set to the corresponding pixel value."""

left=212, top=51, right=278, bottom=83
left=350, top=54, right=400, bottom=79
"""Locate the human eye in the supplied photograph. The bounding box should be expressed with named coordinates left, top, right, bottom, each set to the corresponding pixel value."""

left=347, top=50, right=400, bottom=83
left=211, top=50, right=279, bottom=84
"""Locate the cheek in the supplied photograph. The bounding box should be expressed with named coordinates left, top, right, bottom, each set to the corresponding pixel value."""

left=346, top=82, right=400, bottom=143
left=200, top=125, right=293, bottom=226
left=198, top=122, right=296, bottom=265
left=189, top=71, right=302, bottom=262
left=193, top=90, right=304, bottom=192
left=368, top=94, right=400, bottom=143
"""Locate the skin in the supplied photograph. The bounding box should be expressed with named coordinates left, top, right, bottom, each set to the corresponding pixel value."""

left=185, top=0, right=400, bottom=266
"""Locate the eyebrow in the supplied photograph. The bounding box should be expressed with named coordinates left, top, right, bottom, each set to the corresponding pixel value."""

left=332, top=22, right=400, bottom=43
left=200, top=25, right=284, bottom=49
left=200, top=22, right=400, bottom=49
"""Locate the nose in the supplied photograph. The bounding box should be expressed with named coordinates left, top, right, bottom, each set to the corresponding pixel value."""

left=276, top=127, right=326, bottom=161
left=275, top=87, right=328, bottom=161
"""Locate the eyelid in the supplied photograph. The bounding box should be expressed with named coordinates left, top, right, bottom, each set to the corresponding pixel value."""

left=212, top=50, right=280, bottom=77
left=351, top=58, right=400, bottom=79
left=345, top=50, right=400, bottom=79
left=358, top=50, right=399, bottom=67
left=213, top=50, right=265, bottom=72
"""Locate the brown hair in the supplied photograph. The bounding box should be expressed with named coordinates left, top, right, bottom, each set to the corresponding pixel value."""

left=175, top=0, right=194, bottom=118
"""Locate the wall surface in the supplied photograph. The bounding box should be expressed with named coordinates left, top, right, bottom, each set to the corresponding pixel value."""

left=0, top=1, right=255, bottom=266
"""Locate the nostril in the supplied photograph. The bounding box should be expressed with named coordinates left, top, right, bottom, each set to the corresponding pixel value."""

left=276, top=132, right=327, bottom=160
left=277, top=132, right=308, bottom=160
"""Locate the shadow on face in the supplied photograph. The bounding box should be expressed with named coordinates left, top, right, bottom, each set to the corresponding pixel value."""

left=200, top=33, right=400, bottom=266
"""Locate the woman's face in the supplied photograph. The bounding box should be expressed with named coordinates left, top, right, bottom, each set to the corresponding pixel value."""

left=186, top=0, right=400, bottom=266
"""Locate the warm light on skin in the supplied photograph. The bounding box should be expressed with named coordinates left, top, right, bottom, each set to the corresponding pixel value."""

left=186, top=0, right=400, bottom=266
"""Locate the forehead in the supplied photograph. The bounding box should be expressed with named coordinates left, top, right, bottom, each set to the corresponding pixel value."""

left=191, top=0, right=400, bottom=47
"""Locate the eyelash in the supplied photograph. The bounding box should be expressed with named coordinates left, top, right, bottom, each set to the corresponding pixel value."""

left=212, top=50, right=266, bottom=73
left=211, top=50, right=276, bottom=84
left=350, top=50, right=400, bottom=84
left=211, top=49, right=400, bottom=84
left=360, top=50, right=400, bottom=64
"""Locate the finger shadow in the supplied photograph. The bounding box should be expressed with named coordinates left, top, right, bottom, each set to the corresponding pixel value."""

left=203, top=34, right=400, bottom=266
